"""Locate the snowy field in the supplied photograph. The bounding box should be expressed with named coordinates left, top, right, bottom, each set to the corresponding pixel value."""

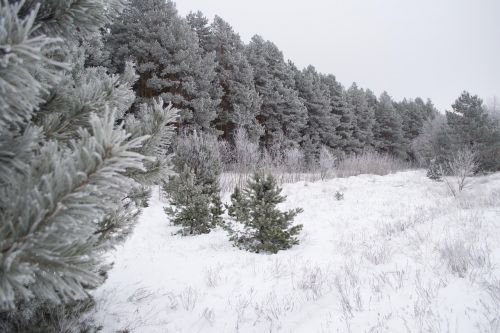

left=91, top=171, right=500, bottom=332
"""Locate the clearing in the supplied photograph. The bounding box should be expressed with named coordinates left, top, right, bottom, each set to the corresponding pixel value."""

left=91, top=171, right=500, bottom=332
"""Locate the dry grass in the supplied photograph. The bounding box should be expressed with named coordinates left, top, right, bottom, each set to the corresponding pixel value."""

left=336, top=151, right=409, bottom=177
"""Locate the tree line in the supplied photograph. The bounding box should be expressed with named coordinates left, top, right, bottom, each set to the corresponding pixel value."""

left=99, top=0, right=447, bottom=165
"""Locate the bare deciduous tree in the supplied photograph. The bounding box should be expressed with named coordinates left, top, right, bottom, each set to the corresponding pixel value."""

left=442, top=148, right=478, bottom=197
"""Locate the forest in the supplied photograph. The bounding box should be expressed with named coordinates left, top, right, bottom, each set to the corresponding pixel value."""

left=1, top=0, right=499, bottom=332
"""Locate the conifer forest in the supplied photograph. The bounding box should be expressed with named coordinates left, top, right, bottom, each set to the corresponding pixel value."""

left=1, top=1, right=499, bottom=332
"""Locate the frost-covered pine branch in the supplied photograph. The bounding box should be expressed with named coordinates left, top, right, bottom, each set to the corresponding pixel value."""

left=0, top=0, right=177, bottom=313
left=125, top=98, right=178, bottom=185
left=0, top=109, right=148, bottom=310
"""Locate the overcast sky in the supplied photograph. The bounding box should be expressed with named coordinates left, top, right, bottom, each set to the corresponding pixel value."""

left=176, top=0, right=500, bottom=111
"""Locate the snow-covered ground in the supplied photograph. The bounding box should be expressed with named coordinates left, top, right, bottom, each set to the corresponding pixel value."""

left=91, top=170, right=500, bottom=332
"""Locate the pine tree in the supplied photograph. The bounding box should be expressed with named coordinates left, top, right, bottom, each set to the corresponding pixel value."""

left=163, top=132, right=223, bottom=234
left=106, top=0, right=222, bottom=131
left=346, top=83, right=375, bottom=148
left=426, top=159, right=443, bottom=181
left=100, top=98, right=178, bottom=247
left=186, top=11, right=212, bottom=52
left=323, top=74, right=360, bottom=153
left=395, top=97, right=438, bottom=160
left=373, top=92, right=406, bottom=158
left=294, top=65, right=340, bottom=161
left=446, top=91, right=500, bottom=170
left=164, top=166, right=215, bottom=235
left=245, top=35, right=307, bottom=149
left=0, top=0, right=177, bottom=314
left=205, top=16, right=263, bottom=141
left=226, top=173, right=303, bottom=253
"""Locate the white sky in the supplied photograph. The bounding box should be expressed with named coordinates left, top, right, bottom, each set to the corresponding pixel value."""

left=176, top=0, right=500, bottom=111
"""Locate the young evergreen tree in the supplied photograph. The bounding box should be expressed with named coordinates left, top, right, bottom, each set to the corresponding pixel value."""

left=164, top=166, right=215, bottom=235
left=163, top=132, right=223, bottom=234
left=106, top=0, right=222, bottom=131
left=426, top=159, right=444, bottom=181
left=245, top=35, right=307, bottom=149
left=373, top=92, right=406, bottom=158
left=226, top=174, right=303, bottom=254
left=0, top=0, right=177, bottom=317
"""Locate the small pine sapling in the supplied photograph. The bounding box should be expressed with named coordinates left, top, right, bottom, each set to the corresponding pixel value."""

left=226, top=173, right=303, bottom=253
left=163, top=132, right=224, bottom=234
left=335, top=191, right=345, bottom=201
left=426, top=159, right=443, bottom=181
left=164, top=166, right=213, bottom=235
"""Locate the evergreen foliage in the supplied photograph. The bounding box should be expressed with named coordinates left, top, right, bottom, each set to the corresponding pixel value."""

left=395, top=97, right=437, bottom=160
left=323, top=74, right=359, bottom=153
left=226, top=174, right=303, bottom=253
left=203, top=16, right=262, bottom=141
left=373, top=92, right=406, bottom=158
left=102, top=0, right=445, bottom=162
left=0, top=0, right=177, bottom=314
left=426, top=159, right=443, bottom=181
left=164, top=166, right=215, bottom=235
left=347, top=83, right=375, bottom=148
left=334, top=191, right=345, bottom=201
left=106, top=0, right=221, bottom=131
left=245, top=35, right=307, bottom=149
left=446, top=91, right=500, bottom=171
left=186, top=11, right=212, bottom=52
left=163, top=132, right=223, bottom=234
left=294, top=65, right=339, bottom=160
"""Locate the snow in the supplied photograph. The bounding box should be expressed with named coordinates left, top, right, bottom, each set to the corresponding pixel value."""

left=91, top=170, right=500, bottom=332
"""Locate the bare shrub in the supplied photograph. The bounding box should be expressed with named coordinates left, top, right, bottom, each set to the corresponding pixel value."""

left=319, top=146, right=336, bottom=180
left=283, top=147, right=305, bottom=173
left=233, top=127, right=260, bottom=173
left=411, top=115, right=449, bottom=167
left=336, top=150, right=408, bottom=177
left=442, top=148, right=478, bottom=197
left=258, top=147, right=275, bottom=173
left=281, top=147, right=306, bottom=183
